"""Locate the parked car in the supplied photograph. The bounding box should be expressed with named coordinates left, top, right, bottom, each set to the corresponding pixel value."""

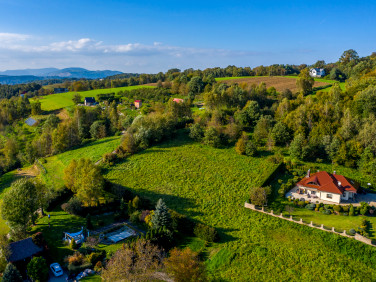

left=50, top=263, right=64, bottom=277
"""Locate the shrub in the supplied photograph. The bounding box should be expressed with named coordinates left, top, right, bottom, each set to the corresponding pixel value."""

left=297, top=201, right=306, bottom=207
left=94, top=261, right=103, bottom=273
left=27, top=257, right=48, bottom=282
left=194, top=223, right=218, bottom=243
left=333, top=205, right=342, bottom=213
left=130, top=211, right=141, bottom=224
left=319, top=207, right=324, bottom=212
left=323, top=210, right=331, bottom=215
left=70, top=239, right=78, bottom=250
left=97, top=220, right=105, bottom=226
left=343, top=212, right=349, bottom=216
left=348, top=229, right=356, bottom=235
left=342, top=205, right=349, bottom=212
left=66, top=252, right=86, bottom=266
left=349, top=205, right=355, bottom=216
left=86, top=251, right=105, bottom=265
left=2, top=263, right=22, bottom=282
left=31, top=232, right=46, bottom=247
left=61, top=197, right=83, bottom=216
left=305, top=203, right=316, bottom=210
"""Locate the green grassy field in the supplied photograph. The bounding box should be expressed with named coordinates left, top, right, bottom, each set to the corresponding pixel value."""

left=41, top=136, right=121, bottom=190
left=31, top=85, right=154, bottom=111
left=104, top=132, right=376, bottom=281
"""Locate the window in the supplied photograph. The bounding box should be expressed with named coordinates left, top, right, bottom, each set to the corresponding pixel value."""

left=311, top=191, right=316, bottom=195
left=326, top=194, right=332, bottom=199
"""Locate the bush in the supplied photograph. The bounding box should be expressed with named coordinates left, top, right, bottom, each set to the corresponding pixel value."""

left=130, top=211, right=141, bottom=224
left=31, top=232, right=46, bottom=247
left=305, top=203, right=316, bottom=210
left=297, top=201, right=306, bottom=207
left=319, top=207, right=324, bottom=212
left=194, top=223, right=218, bottom=243
left=66, top=252, right=85, bottom=266
left=323, top=209, right=331, bottom=215
left=348, top=229, right=356, bottom=235
left=86, top=251, right=105, bottom=265
left=349, top=205, right=355, bottom=216
left=61, top=197, right=83, bottom=216
left=27, top=257, right=48, bottom=282
left=333, top=205, right=342, bottom=213
left=70, top=239, right=78, bottom=250
left=94, top=261, right=103, bottom=273
left=97, top=220, right=105, bottom=226
left=343, top=212, right=349, bottom=216
left=342, top=205, right=349, bottom=212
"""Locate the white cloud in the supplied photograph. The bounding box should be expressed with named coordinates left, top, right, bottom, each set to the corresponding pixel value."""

left=0, top=33, right=283, bottom=72
left=0, top=32, right=30, bottom=44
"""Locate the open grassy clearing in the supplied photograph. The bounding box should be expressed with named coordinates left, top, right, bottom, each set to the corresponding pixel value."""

left=104, top=132, right=376, bottom=281
left=40, top=136, right=121, bottom=190
left=31, top=85, right=154, bottom=111
left=216, top=76, right=330, bottom=93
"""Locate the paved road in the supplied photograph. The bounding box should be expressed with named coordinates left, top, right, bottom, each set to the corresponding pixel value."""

left=48, top=270, right=68, bottom=282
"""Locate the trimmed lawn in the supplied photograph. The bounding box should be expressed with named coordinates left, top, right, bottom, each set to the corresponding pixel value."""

left=32, top=209, right=117, bottom=264
left=31, top=85, right=154, bottom=111
left=289, top=208, right=376, bottom=236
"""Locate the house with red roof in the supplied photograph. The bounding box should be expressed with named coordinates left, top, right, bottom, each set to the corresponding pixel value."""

left=172, top=98, right=184, bottom=103
left=134, top=100, right=142, bottom=109
left=296, top=171, right=359, bottom=204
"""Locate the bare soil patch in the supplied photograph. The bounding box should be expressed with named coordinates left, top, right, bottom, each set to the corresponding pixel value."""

left=218, top=76, right=330, bottom=92
left=15, top=165, right=39, bottom=178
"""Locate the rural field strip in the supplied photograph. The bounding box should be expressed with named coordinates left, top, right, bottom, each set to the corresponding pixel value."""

left=244, top=202, right=374, bottom=247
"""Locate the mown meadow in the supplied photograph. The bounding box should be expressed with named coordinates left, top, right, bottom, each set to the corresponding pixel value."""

left=31, top=85, right=154, bottom=111
left=104, top=132, right=376, bottom=281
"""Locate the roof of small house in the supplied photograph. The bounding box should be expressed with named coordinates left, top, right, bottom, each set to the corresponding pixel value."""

left=297, top=171, right=358, bottom=195
left=172, top=98, right=184, bottom=103
left=134, top=100, right=141, bottom=103
left=8, top=237, right=43, bottom=262
left=311, top=68, right=324, bottom=72
left=25, top=117, right=37, bottom=126
left=84, top=97, right=96, bottom=103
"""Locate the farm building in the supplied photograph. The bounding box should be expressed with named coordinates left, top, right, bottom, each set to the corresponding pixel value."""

left=54, top=88, right=68, bottom=94
left=173, top=98, right=184, bottom=103
left=310, top=68, right=325, bottom=77
left=291, top=171, right=358, bottom=204
left=84, top=97, right=96, bottom=106
left=134, top=100, right=142, bottom=109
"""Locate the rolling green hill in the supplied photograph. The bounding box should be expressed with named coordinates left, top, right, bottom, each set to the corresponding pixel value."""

left=31, top=85, right=154, bottom=111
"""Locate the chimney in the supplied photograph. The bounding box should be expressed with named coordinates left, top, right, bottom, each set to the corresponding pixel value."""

left=306, top=169, right=310, bottom=178
left=338, top=181, right=342, bottom=187
left=333, top=171, right=336, bottom=175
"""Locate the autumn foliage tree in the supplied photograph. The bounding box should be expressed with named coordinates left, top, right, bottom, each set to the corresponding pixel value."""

left=64, top=158, right=105, bottom=206
left=101, top=240, right=164, bottom=281
left=165, top=248, right=207, bottom=282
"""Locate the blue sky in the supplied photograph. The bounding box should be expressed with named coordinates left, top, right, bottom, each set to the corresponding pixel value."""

left=0, top=0, right=375, bottom=72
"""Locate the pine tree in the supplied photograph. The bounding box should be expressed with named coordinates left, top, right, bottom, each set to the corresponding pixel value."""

left=2, top=263, right=23, bottom=282
left=151, top=198, right=172, bottom=230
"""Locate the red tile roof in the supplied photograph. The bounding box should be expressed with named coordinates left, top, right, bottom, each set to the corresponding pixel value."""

left=297, top=171, right=358, bottom=195
left=134, top=100, right=141, bottom=103
left=173, top=98, right=184, bottom=103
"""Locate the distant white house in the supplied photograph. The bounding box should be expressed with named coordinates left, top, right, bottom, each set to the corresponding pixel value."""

left=310, top=68, right=325, bottom=78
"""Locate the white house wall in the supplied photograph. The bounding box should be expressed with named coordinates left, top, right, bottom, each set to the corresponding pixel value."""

left=319, top=191, right=341, bottom=203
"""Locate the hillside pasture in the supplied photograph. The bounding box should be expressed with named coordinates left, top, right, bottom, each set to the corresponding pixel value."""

left=216, top=76, right=330, bottom=92
left=31, top=85, right=154, bottom=111
left=104, top=133, right=376, bottom=281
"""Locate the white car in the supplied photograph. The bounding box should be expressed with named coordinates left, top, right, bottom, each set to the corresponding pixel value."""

left=50, top=263, right=64, bottom=277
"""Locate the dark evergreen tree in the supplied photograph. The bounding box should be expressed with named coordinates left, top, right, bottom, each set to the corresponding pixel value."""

left=2, top=263, right=23, bottom=282
left=151, top=198, right=172, bottom=230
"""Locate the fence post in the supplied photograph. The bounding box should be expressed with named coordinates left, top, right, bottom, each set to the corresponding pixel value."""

left=290, top=215, right=293, bottom=221
left=332, top=227, right=335, bottom=232
left=321, top=224, right=324, bottom=229
left=310, top=221, right=313, bottom=227
left=270, top=210, right=274, bottom=215
left=261, top=206, right=265, bottom=212
left=299, top=218, right=303, bottom=223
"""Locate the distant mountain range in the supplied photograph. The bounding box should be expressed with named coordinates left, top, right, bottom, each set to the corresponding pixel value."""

left=0, top=68, right=123, bottom=85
